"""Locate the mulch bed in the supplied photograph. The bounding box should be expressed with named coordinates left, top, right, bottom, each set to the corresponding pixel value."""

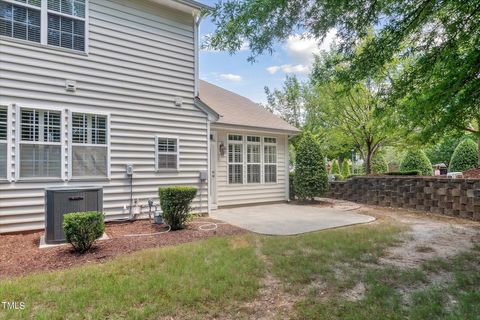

left=0, top=218, right=246, bottom=279
left=463, top=168, right=480, bottom=179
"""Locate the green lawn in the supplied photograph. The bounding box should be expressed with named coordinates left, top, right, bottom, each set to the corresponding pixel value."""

left=1, top=222, right=479, bottom=319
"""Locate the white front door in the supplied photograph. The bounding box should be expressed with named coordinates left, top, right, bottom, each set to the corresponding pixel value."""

left=209, top=131, right=218, bottom=209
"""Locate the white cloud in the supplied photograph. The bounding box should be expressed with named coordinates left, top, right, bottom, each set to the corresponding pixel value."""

left=266, top=64, right=309, bottom=74
left=220, top=73, right=242, bottom=82
left=266, top=29, right=337, bottom=75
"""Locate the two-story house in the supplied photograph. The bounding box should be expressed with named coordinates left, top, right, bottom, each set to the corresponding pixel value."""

left=0, top=0, right=298, bottom=233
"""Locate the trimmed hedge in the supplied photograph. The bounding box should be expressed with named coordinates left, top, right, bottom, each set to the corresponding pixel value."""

left=63, top=211, right=105, bottom=253
left=371, top=154, right=389, bottom=174
left=385, top=170, right=421, bottom=176
left=340, top=159, right=351, bottom=177
left=449, top=139, right=478, bottom=172
left=293, top=132, right=329, bottom=201
left=332, top=174, right=344, bottom=181
left=400, top=150, right=433, bottom=176
left=159, top=186, right=197, bottom=230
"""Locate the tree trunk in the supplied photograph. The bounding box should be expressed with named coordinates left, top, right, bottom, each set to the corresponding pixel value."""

left=364, top=143, right=373, bottom=175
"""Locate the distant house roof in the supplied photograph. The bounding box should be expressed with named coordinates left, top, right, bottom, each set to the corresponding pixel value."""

left=198, top=80, right=300, bottom=134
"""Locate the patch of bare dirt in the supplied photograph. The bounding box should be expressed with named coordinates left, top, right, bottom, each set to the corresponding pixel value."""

left=0, top=218, right=246, bottom=279
left=358, top=206, right=480, bottom=269
left=342, top=282, right=366, bottom=301
left=238, top=238, right=299, bottom=320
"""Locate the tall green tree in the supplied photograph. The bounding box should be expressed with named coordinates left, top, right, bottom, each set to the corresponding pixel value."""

left=263, top=75, right=303, bottom=128
left=206, top=0, right=480, bottom=164
left=305, top=52, right=397, bottom=174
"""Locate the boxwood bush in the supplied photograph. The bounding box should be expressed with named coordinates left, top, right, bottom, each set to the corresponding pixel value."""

left=400, top=150, right=433, bottom=176
left=293, top=132, right=328, bottom=201
left=159, top=186, right=197, bottom=230
left=63, top=211, right=105, bottom=253
left=449, top=139, right=479, bottom=172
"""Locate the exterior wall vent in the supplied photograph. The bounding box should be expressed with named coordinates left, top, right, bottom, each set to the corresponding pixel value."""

left=65, top=80, right=77, bottom=92
left=45, top=186, right=103, bottom=244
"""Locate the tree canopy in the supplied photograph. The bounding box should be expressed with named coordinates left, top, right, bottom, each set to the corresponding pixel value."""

left=206, top=0, right=480, bottom=152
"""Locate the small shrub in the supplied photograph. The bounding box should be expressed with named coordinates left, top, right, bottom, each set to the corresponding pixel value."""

left=332, top=174, right=344, bottom=181
left=385, top=170, right=422, bottom=176
left=449, top=139, right=479, bottom=172
left=347, top=173, right=365, bottom=179
left=294, top=132, right=329, bottom=201
left=371, top=154, right=389, bottom=174
left=289, top=171, right=296, bottom=200
left=400, top=150, right=433, bottom=176
left=330, top=159, right=340, bottom=175
left=340, top=159, right=351, bottom=177
left=159, top=186, right=197, bottom=230
left=63, top=211, right=105, bottom=253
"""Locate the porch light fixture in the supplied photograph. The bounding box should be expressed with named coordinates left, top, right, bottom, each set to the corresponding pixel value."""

left=219, top=142, right=225, bottom=157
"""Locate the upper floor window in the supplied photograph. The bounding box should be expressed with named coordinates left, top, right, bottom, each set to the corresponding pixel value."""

left=0, top=0, right=86, bottom=52
left=0, top=106, right=7, bottom=179
left=71, top=113, right=108, bottom=177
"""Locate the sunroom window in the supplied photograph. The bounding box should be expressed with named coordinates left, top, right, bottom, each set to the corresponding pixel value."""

left=246, top=136, right=260, bottom=183
left=228, top=135, right=243, bottom=184
left=71, top=113, right=108, bottom=177
left=264, top=137, right=277, bottom=183
left=0, top=0, right=86, bottom=51
left=0, top=106, right=7, bottom=179
left=19, top=108, right=62, bottom=178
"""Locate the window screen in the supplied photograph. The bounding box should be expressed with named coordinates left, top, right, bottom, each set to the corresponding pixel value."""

left=71, top=113, right=108, bottom=177
left=156, top=137, right=178, bottom=170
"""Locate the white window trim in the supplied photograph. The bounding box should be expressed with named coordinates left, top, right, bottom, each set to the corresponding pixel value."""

left=1, top=0, right=89, bottom=54
left=263, top=137, right=278, bottom=184
left=14, top=104, right=65, bottom=181
left=67, top=109, right=111, bottom=180
left=246, top=136, right=261, bottom=184
left=155, top=135, right=180, bottom=172
left=227, top=135, right=244, bottom=184
left=0, top=105, right=11, bottom=181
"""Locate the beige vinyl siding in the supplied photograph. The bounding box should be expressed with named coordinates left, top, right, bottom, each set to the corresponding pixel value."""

left=214, top=128, right=288, bottom=207
left=0, top=0, right=208, bottom=233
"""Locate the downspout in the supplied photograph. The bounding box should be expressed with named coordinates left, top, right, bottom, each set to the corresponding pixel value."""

left=207, top=120, right=211, bottom=214
left=194, top=13, right=201, bottom=97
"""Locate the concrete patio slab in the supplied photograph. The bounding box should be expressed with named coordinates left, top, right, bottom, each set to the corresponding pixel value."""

left=210, top=203, right=375, bottom=235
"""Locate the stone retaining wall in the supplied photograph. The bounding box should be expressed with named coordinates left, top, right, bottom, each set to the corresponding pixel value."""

left=326, top=176, right=480, bottom=221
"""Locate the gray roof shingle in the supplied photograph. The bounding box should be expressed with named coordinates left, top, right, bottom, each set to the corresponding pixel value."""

left=198, top=80, right=300, bottom=133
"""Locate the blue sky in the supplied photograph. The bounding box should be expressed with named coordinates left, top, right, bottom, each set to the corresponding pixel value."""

left=199, top=0, right=336, bottom=104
